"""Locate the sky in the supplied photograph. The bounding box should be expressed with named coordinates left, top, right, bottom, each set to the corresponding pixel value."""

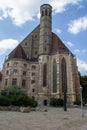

left=0, top=0, right=87, bottom=75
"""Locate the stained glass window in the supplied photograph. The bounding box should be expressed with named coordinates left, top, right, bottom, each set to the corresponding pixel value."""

left=43, top=63, right=47, bottom=87
left=53, top=59, right=57, bottom=93
left=61, top=58, right=67, bottom=93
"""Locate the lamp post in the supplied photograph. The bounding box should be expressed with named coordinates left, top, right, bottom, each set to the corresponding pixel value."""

left=80, top=85, right=84, bottom=117
left=64, top=86, right=67, bottom=111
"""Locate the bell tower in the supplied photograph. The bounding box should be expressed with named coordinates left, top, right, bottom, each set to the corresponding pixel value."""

left=39, top=4, right=52, bottom=55
left=38, top=4, right=52, bottom=106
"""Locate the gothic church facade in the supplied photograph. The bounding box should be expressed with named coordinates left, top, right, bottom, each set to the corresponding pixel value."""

left=1, top=4, right=80, bottom=106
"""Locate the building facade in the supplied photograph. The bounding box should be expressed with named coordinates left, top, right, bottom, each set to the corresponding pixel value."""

left=0, top=72, right=2, bottom=88
left=1, top=4, right=80, bottom=106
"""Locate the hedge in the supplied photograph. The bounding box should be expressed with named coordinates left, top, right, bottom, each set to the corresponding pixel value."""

left=50, top=97, right=63, bottom=107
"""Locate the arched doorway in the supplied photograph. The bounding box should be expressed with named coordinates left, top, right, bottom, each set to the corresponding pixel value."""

left=43, top=100, right=47, bottom=106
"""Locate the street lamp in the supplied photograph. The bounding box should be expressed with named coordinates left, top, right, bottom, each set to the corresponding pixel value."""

left=64, top=86, right=67, bottom=111
left=80, top=85, right=84, bottom=117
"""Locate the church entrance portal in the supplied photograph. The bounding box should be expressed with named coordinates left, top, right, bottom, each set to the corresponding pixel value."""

left=43, top=100, right=47, bottom=106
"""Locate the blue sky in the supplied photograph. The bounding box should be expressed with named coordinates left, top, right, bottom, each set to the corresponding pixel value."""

left=0, top=0, right=87, bottom=75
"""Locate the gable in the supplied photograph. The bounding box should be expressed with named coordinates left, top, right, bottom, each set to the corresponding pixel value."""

left=8, top=44, right=27, bottom=60
left=51, top=32, right=70, bottom=53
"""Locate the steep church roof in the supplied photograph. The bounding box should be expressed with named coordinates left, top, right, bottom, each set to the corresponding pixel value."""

left=8, top=44, right=27, bottom=60
left=51, top=32, right=70, bottom=53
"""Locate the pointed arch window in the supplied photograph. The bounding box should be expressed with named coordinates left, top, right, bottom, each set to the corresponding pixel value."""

left=45, top=9, right=47, bottom=15
left=41, top=11, right=44, bottom=16
left=49, top=11, right=51, bottom=16
left=61, top=58, right=67, bottom=93
left=43, top=63, right=47, bottom=87
left=53, top=59, right=57, bottom=93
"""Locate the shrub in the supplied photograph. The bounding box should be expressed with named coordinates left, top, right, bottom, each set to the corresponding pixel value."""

left=1, top=86, right=24, bottom=97
left=0, top=87, right=38, bottom=107
left=50, top=97, right=63, bottom=107
left=29, top=98, right=38, bottom=107
left=0, top=90, right=7, bottom=96
left=73, top=100, right=81, bottom=105
left=0, top=96, right=10, bottom=106
left=57, top=98, right=63, bottom=106
left=83, top=98, right=87, bottom=104
left=10, top=94, right=28, bottom=106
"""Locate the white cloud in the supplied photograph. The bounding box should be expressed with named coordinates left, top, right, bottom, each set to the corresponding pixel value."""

left=74, top=49, right=87, bottom=54
left=66, top=41, right=74, bottom=47
left=0, top=0, right=46, bottom=26
left=0, top=0, right=82, bottom=26
left=0, top=39, right=19, bottom=55
left=37, top=12, right=40, bottom=19
left=68, top=16, right=87, bottom=34
left=74, top=49, right=80, bottom=53
left=77, top=59, right=87, bottom=73
left=55, top=28, right=62, bottom=34
left=50, top=0, right=82, bottom=13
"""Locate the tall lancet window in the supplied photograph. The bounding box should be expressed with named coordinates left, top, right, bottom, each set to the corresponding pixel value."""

left=61, top=58, right=67, bottom=93
left=43, top=63, right=47, bottom=87
left=53, top=59, right=57, bottom=93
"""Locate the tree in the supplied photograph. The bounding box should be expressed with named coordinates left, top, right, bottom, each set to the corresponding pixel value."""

left=80, top=76, right=87, bottom=103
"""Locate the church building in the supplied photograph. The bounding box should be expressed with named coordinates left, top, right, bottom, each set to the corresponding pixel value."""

left=1, top=4, right=80, bottom=106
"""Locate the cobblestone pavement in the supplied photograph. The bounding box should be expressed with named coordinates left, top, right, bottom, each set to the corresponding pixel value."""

left=0, top=107, right=87, bottom=130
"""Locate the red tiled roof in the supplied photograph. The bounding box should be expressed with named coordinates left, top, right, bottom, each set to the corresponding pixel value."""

left=51, top=32, right=69, bottom=53
left=8, top=44, right=27, bottom=60
left=7, top=32, right=72, bottom=61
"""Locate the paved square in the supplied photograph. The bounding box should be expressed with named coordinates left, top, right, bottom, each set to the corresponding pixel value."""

left=0, top=107, right=87, bottom=130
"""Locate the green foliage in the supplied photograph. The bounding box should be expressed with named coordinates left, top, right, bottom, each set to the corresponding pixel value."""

left=1, top=86, right=24, bottom=97
left=80, top=76, right=87, bottom=103
left=27, top=98, right=38, bottom=107
left=0, top=96, right=10, bottom=106
left=73, top=100, right=81, bottom=105
left=50, top=97, right=63, bottom=107
left=0, top=86, right=37, bottom=107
